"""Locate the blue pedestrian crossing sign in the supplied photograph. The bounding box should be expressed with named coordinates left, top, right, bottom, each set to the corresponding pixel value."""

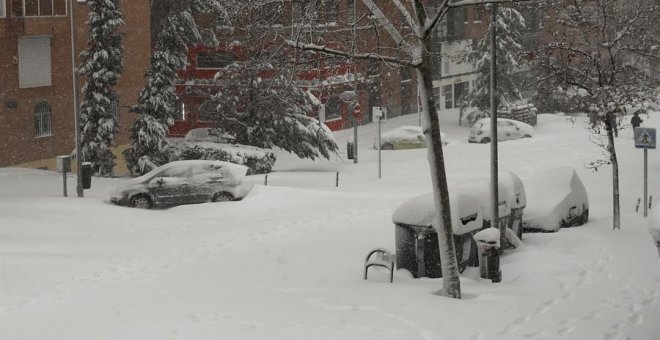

left=634, top=127, right=656, bottom=149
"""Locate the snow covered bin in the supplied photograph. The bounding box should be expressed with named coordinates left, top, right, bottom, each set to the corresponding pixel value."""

left=455, top=179, right=512, bottom=233
left=392, top=191, right=483, bottom=278
left=500, top=171, right=526, bottom=240
left=523, top=167, right=589, bottom=232
left=81, top=162, right=93, bottom=189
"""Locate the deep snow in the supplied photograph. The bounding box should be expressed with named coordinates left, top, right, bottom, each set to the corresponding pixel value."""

left=1, top=110, right=659, bottom=340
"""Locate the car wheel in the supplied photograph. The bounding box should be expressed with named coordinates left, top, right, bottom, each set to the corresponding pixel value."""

left=381, top=143, right=394, bottom=150
left=523, top=134, right=532, bottom=138
left=577, top=209, right=589, bottom=226
left=212, top=191, right=234, bottom=202
left=481, top=137, right=490, bottom=144
left=130, top=195, right=152, bottom=209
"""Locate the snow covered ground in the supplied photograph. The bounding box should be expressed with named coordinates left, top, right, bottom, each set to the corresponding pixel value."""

left=1, top=111, right=659, bottom=340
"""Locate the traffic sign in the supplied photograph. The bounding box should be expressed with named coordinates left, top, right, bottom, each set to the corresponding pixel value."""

left=634, top=127, right=656, bottom=149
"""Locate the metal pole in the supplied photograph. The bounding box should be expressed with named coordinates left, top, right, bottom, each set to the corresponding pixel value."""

left=378, top=115, right=382, bottom=179
left=351, top=0, right=358, bottom=164
left=69, top=0, right=83, bottom=197
left=489, top=4, right=500, bottom=239
left=644, top=148, right=648, bottom=217
left=63, top=171, right=67, bottom=197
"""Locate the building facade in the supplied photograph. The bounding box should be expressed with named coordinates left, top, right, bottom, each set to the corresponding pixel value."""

left=0, top=0, right=151, bottom=171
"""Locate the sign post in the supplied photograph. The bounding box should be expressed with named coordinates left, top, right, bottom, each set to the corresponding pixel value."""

left=339, top=91, right=359, bottom=164
left=634, top=127, right=656, bottom=217
left=373, top=107, right=384, bottom=179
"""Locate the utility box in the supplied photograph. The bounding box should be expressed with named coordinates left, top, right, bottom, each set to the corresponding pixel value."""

left=56, top=155, right=71, bottom=173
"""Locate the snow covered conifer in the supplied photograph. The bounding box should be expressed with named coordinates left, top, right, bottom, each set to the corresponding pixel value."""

left=79, top=0, right=124, bottom=176
left=124, top=1, right=225, bottom=175
left=463, top=5, right=526, bottom=116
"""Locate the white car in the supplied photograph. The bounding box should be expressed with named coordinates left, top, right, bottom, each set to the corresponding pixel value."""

left=110, top=160, right=248, bottom=209
left=184, top=128, right=236, bottom=144
left=523, top=167, right=589, bottom=232
left=374, top=125, right=447, bottom=150
left=469, top=118, right=534, bottom=143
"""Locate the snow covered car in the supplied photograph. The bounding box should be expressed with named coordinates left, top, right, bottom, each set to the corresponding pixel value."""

left=523, top=167, right=589, bottom=232
left=469, top=118, right=534, bottom=143
left=392, top=191, right=483, bottom=277
left=110, top=160, right=248, bottom=209
left=184, top=128, right=236, bottom=144
left=374, top=125, right=447, bottom=150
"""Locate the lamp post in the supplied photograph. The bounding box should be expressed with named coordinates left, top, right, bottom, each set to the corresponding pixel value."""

left=69, top=0, right=83, bottom=197
left=489, top=4, right=500, bottom=243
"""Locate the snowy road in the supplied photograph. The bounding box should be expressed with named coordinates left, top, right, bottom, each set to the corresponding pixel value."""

left=1, top=113, right=659, bottom=340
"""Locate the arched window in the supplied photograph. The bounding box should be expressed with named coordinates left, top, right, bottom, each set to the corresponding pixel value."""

left=35, top=101, right=52, bottom=137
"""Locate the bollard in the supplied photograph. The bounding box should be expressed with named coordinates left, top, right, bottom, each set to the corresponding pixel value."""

left=636, top=197, right=641, bottom=212
left=265, top=174, right=268, bottom=186
left=474, top=228, right=502, bottom=283
left=336, top=171, right=339, bottom=187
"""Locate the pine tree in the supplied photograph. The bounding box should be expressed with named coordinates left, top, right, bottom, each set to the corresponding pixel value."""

left=464, top=5, right=526, bottom=114
left=201, top=1, right=338, bottom=160
left=79, top=0, right=124, bottom=176
left=124, top=0, right=225, bottom=175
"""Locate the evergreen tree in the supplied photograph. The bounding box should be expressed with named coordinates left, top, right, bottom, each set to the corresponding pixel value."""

left=463, top=5, right=526, bottom=113
left=79, top=0, right=124, bottom=176
left=202, top=1, right=338, bottom=160
left=124, top=0, right=225, bottom=175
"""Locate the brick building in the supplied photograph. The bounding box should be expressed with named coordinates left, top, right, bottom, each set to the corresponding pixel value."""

left=0, top=0, right=150, bottom=171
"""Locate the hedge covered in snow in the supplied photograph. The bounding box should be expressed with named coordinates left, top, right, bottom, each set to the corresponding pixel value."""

left=165, top=142, right=276, bottom=175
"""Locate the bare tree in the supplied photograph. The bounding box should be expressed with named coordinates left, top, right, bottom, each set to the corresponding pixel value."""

left=289, top=0, right=531, bottom=299
left=534, top=0, right=660, bottom=230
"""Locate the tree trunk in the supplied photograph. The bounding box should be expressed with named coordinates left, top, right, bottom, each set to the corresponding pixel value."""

left=605, top=112, right=621, bottom=230
left=416, top=44, right=461, bottom=299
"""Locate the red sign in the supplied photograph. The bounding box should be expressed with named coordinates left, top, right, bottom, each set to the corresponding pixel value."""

left=353, top=103, right=361, bottom=116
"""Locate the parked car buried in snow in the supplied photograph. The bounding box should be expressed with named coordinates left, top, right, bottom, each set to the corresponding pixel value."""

left=110, top=160, right=248, bottom=209
left=374, top=125, right=447, bottom=150
left=469, top=118, right=534, bottom=143
left=392, top=191, right=483, bottom=278
left=523, top=167, right=589, bottom=232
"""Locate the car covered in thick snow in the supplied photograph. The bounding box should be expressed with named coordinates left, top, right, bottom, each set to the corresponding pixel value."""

left=523, top=167, right=589, bottom=232
left=469, top=118, right=534, bottom=143
left=110, top=160, right=248, bottom=209
left=392, top=191, right=483, bottom=277
left=184, top=128, right=237, bottom=144
left=374, top=125, right=447, bottom=150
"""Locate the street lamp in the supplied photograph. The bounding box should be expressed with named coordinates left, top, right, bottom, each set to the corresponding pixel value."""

left=69, top=0, right=83, bottom=197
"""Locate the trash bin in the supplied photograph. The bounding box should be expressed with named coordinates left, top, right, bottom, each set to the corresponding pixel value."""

left=81, top=162, right=93, bottom=189
left=455, top=179, right=511, bottom=234
left=392, top=191, right=484, bottom=278
left=501, top=171, right=526, bottom=241
left=474, top=228, right=501, bottom=283
left=347, top=142, right=354, bottom=159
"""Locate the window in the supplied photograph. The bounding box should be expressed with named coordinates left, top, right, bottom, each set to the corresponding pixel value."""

left=109, top=95, right=119, bottom=123
left=346, top=0, right=355, bottom=24
left=34, top=101, right=52, bottom=137
left=474, top=6, right=484, bottom=22
left=196, top=51, right=234, bottom=69
left=1, top=0, right=5, bottom=17
left=325, top=97, right=341, bottom=120
left=443, top=85, right=453, bottom=109
left=11, top=0, right=66, bottom=17
left=18, top=36, right=52, bottom=88
left=454, top=81, right=469, bottom=107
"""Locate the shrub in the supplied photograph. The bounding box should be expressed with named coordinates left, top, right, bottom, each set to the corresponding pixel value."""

left=165, top=142, right=276, bottom=175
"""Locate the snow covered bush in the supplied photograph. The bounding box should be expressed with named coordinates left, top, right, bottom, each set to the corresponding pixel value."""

left=165, top=142, right=276, bottom=175
left=462, top=109, right=490, bottom=127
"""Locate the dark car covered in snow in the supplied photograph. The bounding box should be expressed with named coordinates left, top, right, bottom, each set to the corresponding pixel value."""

left=110, top=160, right=248, bottom=209
left=523, top=167, right=589, bottom=232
